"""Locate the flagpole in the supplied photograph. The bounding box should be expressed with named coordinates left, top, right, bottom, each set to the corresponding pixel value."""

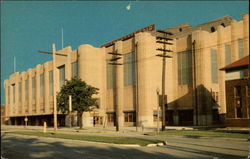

left=14, top=56, right=16, bottom=72
left=62, top=28, right=64, bottom=49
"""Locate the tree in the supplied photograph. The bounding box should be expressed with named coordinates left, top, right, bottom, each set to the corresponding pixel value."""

left=57, top=77, right=99, bottom=128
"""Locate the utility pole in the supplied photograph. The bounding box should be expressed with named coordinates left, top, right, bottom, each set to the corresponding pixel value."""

left=134, top=41, right=139, bottom=132
left=108, top=50, right=122, bottom=132
left=52, top=44, right=58, bottom=133
left=156, top=30, right=173, bottom=131
left=192, top=40, right=198, bottom=126
left=156, top=87, right=160, bottom=134
left=38, top=44, right=67, bottom=133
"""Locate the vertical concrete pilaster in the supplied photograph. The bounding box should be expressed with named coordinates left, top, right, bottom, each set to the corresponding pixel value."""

left=242, top=14, right=249, bottom=57
left=21, top=73, right=26, bottom=115
left=17, top=74, right=23, bottom=115
left=231, top=20, right=237, bottom=61
left=9, top=80, right=13, bottom=116
left=36, top=65, right=41, bottom=114
left=4, top=80, right=9, bottom=117
left=135, top=32, right=157, bottom=127
left=66, top=47, right=72, bottom=81
left=28, top=69, right=33, bottom=115
left=217, top=25, right=226, bottom=123
left=44, top=62, right=50, bottom=114
left=78, top=44, right=106, bottom=127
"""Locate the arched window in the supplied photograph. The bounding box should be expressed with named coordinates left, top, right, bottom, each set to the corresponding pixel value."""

left=221, top=23, right=225, bottom=27
left=179, top=28, right=182, bottom=32
left=211, top=27, right=215, bottom=33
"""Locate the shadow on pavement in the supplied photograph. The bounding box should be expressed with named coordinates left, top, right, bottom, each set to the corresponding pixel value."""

left=2, top=133, right=247, bottom=159
left=171, top=140, right=248, bottom=152
left=1, top=134, right=173, bottom=159
left=165, top=144, right=246, bottom=159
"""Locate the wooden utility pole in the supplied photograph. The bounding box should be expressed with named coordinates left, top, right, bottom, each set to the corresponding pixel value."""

left=156, top=30, right=173, bottom=131
left=38, top=44, right=67, bottom=133
left=192, top=40, right=198, bottom=125
left=108, top=50, right=122, bottom=132
left=135, top=41, right=139, bottom=132
left=52, top=44, right=58, bottom=133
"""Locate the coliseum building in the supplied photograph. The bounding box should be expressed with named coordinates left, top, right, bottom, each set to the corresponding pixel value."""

left=4, top=14, right=249, bottom=127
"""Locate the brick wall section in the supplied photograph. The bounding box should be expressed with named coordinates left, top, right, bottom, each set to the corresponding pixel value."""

left=226, top=118, right=250, bottom=127
left=225, top=77, right=249, bottom=127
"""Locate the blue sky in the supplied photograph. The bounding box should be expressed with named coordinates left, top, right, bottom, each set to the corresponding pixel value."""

left=1, top=1, right=249, bottom=104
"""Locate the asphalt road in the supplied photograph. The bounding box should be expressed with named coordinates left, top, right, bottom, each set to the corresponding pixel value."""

left=1, top=133, right=249, bottom=159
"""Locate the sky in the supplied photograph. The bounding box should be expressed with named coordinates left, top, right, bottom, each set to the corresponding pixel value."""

left=1, top=0, right=249, bottom=105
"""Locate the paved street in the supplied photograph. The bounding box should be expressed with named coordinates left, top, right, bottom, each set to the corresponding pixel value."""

left=1, top=130, right=249, bottom=159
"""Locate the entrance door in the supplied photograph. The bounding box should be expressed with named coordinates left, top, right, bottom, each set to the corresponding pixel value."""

left=179, top=110, right=193, bottom=126
left=93, top=116, right=103, bottom=126
left=166, top=110, right=174, bottom=125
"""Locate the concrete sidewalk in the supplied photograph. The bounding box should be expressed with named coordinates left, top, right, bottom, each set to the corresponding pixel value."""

left=1, top=125, right=248, bottom=144
left=2, top=124, right=249, bottom=131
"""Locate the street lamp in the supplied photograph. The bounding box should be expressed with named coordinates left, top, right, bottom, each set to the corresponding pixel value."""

left=156, top=87, right=160, bottom=134
left=24, top=115, right=28, bottom=128
left=69, top=95, right=72, bottom=128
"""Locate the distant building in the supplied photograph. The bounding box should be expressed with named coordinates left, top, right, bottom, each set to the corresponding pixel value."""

left=4, top=14, right=249, bottom=127
left=220, top=55, right=249, bottom=127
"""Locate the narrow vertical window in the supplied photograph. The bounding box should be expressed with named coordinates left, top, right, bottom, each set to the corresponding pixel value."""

left=234, top=86, right=242, bottom=118
left=12, top=84, right=15, bottom=103
left=71, top=61, right=78, bottom=77
left=107, top=112, right=115, bottom=123
left=40, top=74, right=45, bottom=97
left=124, top=52, right=135, bottom=86
left=178, top=53, right=182, bottom=84
left=124, top=111, right=136, bottom=122
left=107, top=61, right=115, bottom=89
left=238, top=39, right=244, bottom=59
left=211, top=49, right=218, bottom=83
left=58, top=65, right=65, bottom=88
left=178, top=51, right=192, bottom=85
left=8, top=86, right=10, bottom=104
left=49, top=71, right=53, bottom=96
left=18, top=82, right=22, bottom=102
left=25, top=80, right=28, bottom=101
left=32, top=77, right=36, bottom=99
left=225, top=44, right=231, bottom=65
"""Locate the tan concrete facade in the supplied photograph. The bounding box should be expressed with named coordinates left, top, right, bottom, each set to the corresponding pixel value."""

left=4, top=14, right=249, bottom=127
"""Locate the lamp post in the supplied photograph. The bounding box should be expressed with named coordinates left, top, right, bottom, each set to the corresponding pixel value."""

left=156, top=87, right=160, bottom=134
left=24, top=115, right=28, bottom=128
left=69, top=95, right=72, bottom=128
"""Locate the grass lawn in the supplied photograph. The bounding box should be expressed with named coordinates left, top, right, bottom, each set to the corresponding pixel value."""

left=157, top=130, right=249, bottom=139
left=8, top=131, right=162, bottom=146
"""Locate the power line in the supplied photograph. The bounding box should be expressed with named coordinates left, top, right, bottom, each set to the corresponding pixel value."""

left=134, top=35, right=249, bottom=62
